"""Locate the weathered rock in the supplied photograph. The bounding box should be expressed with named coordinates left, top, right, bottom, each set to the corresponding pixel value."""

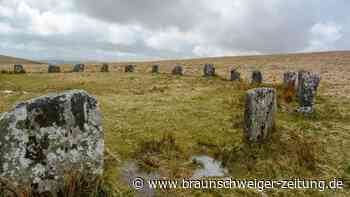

left=14, top=64, right=26, bottom=74
left=297, top=71, right=321, bottom=113
left=101, top=64, right=109, bottom=72
left=230, top=69, right=241, bottom=81
left=296, top=70, right=305, bottom=99
left=244, top=88, right=277, bottom=142
left=152, top=65, right=160, bottom=73
left=282, top=71, right=298, bottom=103
left=172, top=65, right=183, bottom=75
left=283, top=71, right=297, bottom=89
left=72, top=64, right=85, bottom=72
left=203, top=64, right=215, bottom=77
left=48, top=65, right=61, bottom=73
left=0, top=90, right=104, bottom=193
left=297, top=70, right=320, bottom=95
left=125, top=65, right=135, bottom=72
left=251, top=70, right=262, bottom=84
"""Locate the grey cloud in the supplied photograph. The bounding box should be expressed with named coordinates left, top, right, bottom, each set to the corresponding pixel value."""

left=1, top=0, right=350, bottom=61
left=72, top=0, right=350, bottom=55
left=211, top=1, right=319, bottom=53
left=0, top=30, right=193, bottom=61
left=71, top=0, right=216, bottom=30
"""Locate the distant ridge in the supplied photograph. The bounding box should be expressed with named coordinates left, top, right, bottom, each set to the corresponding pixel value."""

left=110, top=50, right=350, bottom=64
left=0, top=55, right=43, bottom=65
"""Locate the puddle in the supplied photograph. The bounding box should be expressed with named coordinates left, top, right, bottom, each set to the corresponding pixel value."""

left=191, top=155, right=228, bottom=179
left=121, top=161, right=160, bottom=197
left=120, top=155, right=227, bottom=196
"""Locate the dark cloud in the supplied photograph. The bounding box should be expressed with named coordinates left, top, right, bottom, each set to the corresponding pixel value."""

left=71, top=0, right=350, bottom=55
left=71, top=0, right=216, bottom=30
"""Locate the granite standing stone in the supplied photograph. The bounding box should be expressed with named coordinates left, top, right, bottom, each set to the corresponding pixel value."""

left=172, top=65, right=183, bottom=75
left=101, top=64, right=109, bottom=72
left=230, top=69, right=241, bottom=81
left=48, top=65, right=61, bottom=73
left=251, top=70, right=262, bottom=84
left=0, top=90, right=104, bottom=193
left=297, top=70, right=320, bottom=96
left=73, top=64, right=85, bottom=72
left=125, top=65, right=135, bottom=72
left=244, top=88, right=277, bottom=142
left=297, top=70, right=305, bottom=99
left=297, top=71, right=321, bottom=113
left=283, top=71, right=297, bottom=89
left=152, top=65, right=160, bottom=73
left=203, top=64, right=215, bottom=77
left=14, top=64, right=26, bottom=74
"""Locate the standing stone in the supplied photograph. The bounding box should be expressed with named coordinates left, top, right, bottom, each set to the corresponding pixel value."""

left=172, top=65, right=183, bottom=75
left=283, top=71, right=297, bottom=89
left=125, top=65, right=135, bottom=73
left=0, top=90, right=104, bottom=193
left=48, top=64, right=61, bottom=73
left=251, top=70, right=262, bottom=84
left=230, top=69, right=241, bottom=81
left=282, top=71, right=297, bottom=103
left=297, top=71, right=321, bottom=113
left=244, top=88, right=277, bottom=142
left=101, top=64, right=109, bottom=72
left=152, top=65, right=160, bottom=73
left=296, top=70, right=305, bottom=99
left=14, top=64, right=25, bottom=74
left=203, top=64, right=215, bottom=77
left=73, top=64, right=85, bottom=72
left=297, top=70, right=320, bottom=96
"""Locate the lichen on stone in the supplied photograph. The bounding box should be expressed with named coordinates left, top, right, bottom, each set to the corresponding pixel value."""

left=0, top=90, right=104, bottom=193
left=244, top=87, right=277, bottom=142
left=297, top=71, right=321, bottom=113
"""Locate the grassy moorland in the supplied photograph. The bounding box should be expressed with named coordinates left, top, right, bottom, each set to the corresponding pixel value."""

left=0, top=55, right=43, bottom=65
left=0, top=51, right=350, bottom=196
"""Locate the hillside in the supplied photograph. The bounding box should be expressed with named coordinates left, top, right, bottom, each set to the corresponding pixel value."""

left=116, top=50, right=350, bottom=65
left=0, top=54, right=43, bottom=65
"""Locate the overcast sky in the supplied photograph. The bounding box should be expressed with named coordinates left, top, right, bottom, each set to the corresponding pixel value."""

left=0, top=0, right=349, bottom=61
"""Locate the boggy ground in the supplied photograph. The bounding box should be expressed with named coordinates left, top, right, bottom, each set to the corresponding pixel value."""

left=0, top=52, right=350, bottom=196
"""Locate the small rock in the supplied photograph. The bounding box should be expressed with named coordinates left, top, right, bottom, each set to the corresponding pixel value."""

left=244, top=88, right=277, bottom=142
left=48, top=65, right=61, bottom=73
left=14, top=64, right=26, bottom=74
left=125, top=65, right=135, bottom=73
left=203, top=64, right=215, bottom=77
left=230, top=69, right=241, bottom=81
left=0, top=90, right=104, bottom=193
left=101, top=64, right=109, bottom=72
left=297, top=106, right=314, bottom=113
left=72, top=64, right=85, bottom=72
left=152, top=65, right=160, bottom=73
left=172, top=65, right=183, bottom=75
left=251, top=70, right=262, bottom=84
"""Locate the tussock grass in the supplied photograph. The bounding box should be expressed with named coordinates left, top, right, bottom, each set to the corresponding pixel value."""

left=0, top=174, right=111, bottom=197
